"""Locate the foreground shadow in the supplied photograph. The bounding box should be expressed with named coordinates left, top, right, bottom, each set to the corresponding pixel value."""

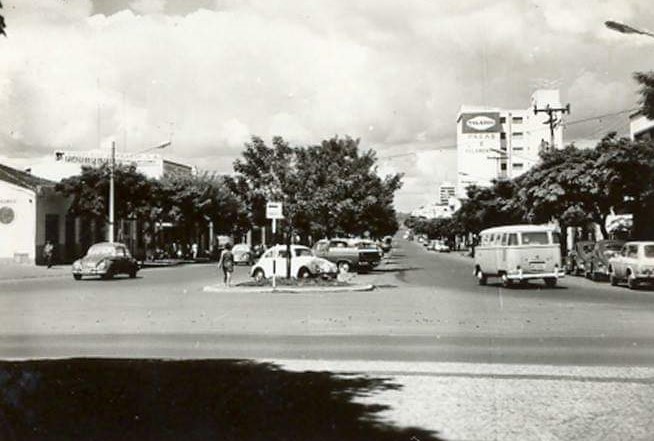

left=0, top=358, right=443, bottom=441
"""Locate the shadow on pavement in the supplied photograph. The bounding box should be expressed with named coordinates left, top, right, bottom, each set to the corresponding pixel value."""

left=0, top=358, right=443, bottom=441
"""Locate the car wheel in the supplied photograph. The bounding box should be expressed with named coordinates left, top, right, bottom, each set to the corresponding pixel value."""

left=253, top=268, right=265, bottom=283
left=476, top=270, right=487, bottom=286
left=544, top=277, right=557, bottom=288
left=501, top=274, right=513, bottom=288
left=129, top=269, right=137, bottom=278
left=298, top=267, right=311, bottom=278
left=337, top=261, right=351, bottom=273
left=609, top=271, right=619, bottom=286
left=627, top=273, right=639, bottom=290
left=73, top=274, right=82, bottom=281
left=591, top=271, right=600, bottom=282
left=102, top=269, right=114, bottom=280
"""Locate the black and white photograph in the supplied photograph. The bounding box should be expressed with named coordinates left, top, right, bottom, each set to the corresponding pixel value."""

left=1, top=1, right=654, bottom=440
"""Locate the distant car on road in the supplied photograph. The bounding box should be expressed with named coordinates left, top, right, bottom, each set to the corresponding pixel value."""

left=609, top=241, right=654, bottom=289
left=250, top=245, right=337, bottom=282
left=231, top=243, right=253, bottom=265
left=72, top=242, right=140, bottom=280
left=566, top=240, right=595, bottom=276
left=588, top=240, right=625, bottom=281
left=428, top=239, right=450, bottom=253
left=380, top=236, right=393, bottom=253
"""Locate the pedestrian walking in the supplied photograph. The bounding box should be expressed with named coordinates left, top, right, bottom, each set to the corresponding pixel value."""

left=43, top=241, right=54, bottom=268
left=217, top=243, right=235, bottom=287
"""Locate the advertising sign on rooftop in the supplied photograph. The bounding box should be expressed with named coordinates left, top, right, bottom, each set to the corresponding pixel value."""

left=461, top=112, right=501, bottom=133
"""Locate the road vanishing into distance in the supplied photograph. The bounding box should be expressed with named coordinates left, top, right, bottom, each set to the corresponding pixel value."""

left=2, top=237, right=654, bottom=440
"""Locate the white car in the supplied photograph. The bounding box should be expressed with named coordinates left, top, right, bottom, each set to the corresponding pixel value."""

left=609, top=241, right=654, bottom=289
left=250, top=245, right=337, bottom=282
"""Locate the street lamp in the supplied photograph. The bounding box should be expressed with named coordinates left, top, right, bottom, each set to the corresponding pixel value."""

left=108, top=140, right=171, bottom=242
left=605, top=20, right=654, bottom=38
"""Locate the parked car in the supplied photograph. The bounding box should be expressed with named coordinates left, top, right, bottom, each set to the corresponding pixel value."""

left=250, top=245, right=337, bottom=282
left=428, top=239, right=450, bottom=253
left=313, top=238, right=381, bottom=273
left=72, top=242, right=140, bottom=280
left=232, top=243, right=253, bottom=265
left=588, top=240, right=625, bottom=281
left=565, top=240, right=595, bottom=276
left=608, top=241, right=654, bottom=289
left=351, top=239, right=384, bottom=259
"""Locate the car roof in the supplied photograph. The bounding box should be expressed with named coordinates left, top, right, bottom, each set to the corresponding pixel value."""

left=480, top=224, right=558, bottom=235
left=624, top=241, right=654, bottom=246
left=90, top=242, right=125, bottom=247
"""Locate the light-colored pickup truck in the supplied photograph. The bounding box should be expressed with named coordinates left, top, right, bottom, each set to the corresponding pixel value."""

left=312, top=238, right=381, bottom=273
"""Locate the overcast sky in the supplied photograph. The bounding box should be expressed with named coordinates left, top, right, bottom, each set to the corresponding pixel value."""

left=1, top=0, right=654, bottom=211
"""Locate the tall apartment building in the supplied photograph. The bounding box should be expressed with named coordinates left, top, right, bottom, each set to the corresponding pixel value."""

left=456, top=90, right=565, bottom=198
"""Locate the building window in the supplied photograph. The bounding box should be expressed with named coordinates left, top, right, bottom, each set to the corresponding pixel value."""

left=513, top=146, right=524, bottom=151
left=500, top=117, right=506, bottom=123
left=512, top=117, right=523, bottom=124
left=513, top=163, right=524, bottom=170
left=500, top=132, right=506, bottom=139
left=501, top=163, right=507, bottom=170
left=512, top=132, right=523, bottom=139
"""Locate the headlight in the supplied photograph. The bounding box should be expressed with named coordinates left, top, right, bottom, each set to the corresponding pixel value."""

left=73, top=261, right=81, bottom=270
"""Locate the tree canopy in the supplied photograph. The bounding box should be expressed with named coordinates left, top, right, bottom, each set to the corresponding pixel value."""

left=231, top=135, right=403, bottom=242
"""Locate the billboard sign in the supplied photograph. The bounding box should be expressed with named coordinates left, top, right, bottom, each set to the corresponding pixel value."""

left=461, top=112, right=501, bottom=133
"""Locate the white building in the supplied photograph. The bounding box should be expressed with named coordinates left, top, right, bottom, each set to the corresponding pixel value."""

left=437, top=182, right=456, bottom=205
left=456, top=89, right=566, bottom=198
left=0, top=163, right=72, bottom=264
left=629, top=110, right=654, bottom=140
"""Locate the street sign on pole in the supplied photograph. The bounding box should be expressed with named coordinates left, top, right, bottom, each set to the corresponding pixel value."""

left=266, top=202, right=284, bottom=219
left=266, top=202, right=283, bottom=290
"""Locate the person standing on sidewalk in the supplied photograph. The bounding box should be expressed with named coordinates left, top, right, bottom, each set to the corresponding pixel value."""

left=217, top=243, right=234, bottom=287
left=43, top=241, right=54, bottom=268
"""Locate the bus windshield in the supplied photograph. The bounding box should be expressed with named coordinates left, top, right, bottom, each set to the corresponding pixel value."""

left=521, top=232, right=549, bottom=245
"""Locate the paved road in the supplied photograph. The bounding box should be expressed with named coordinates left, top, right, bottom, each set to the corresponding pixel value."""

left=2, top=238, right=654, bottom=365
left=3, top=238, right=654, bottom=440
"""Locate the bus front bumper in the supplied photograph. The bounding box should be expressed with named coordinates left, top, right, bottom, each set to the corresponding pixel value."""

left=505, top=268, right=566, bottom=281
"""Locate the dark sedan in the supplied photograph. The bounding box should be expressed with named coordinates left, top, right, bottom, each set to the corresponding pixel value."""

left=72, top=242, right=140, bottom=280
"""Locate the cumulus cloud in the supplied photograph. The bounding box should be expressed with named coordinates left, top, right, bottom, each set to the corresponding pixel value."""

left=1, top=0, right=653, bottom=211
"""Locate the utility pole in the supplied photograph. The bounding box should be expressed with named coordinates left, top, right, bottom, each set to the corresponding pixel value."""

left=533, top=103, right=570, bottom=151
left=108, top=141, right=116, bottom=243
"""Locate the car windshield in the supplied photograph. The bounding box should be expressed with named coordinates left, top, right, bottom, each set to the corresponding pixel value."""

left=602, top=243, right=622, bottom=257
left=521, top=232, right=549, bottom=245
left=87, top=245, right=116, bottom=256
left=644, top=245, right=654, bottom=258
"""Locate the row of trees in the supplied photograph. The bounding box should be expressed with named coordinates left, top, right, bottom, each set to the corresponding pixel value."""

left=55, top=135, right=402, bottom=256
left=408, top=133, right=654, bottom=253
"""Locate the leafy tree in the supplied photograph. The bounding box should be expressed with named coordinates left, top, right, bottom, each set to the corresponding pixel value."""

left=0, top=1, right=6, bottom=37
left=55, top=164, right=155, bottom=224
left=232, top=135, right=402, bottom=243
left=594, top=134, right=654, bottom=239
left=634, top=71, right=654, bottom=119
left=451, top=180, right=524, bottom=236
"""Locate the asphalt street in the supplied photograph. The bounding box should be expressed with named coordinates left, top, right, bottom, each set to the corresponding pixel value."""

left=2, top=239, right=654, bottom=440
left=1, top=238, right=654, bottom=365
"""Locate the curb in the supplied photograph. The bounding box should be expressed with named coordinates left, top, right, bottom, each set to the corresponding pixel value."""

left=202, top=284, right=376, bottom=294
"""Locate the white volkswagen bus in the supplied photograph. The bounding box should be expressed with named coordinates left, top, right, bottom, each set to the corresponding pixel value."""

left=474, top=224, right=565, bottom=288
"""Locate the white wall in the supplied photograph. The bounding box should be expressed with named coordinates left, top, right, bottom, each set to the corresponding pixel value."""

left=0, top=181, right=36, bottom=263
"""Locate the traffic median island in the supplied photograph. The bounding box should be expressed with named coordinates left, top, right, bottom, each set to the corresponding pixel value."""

left=203, top=277, right=375, bottom=294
